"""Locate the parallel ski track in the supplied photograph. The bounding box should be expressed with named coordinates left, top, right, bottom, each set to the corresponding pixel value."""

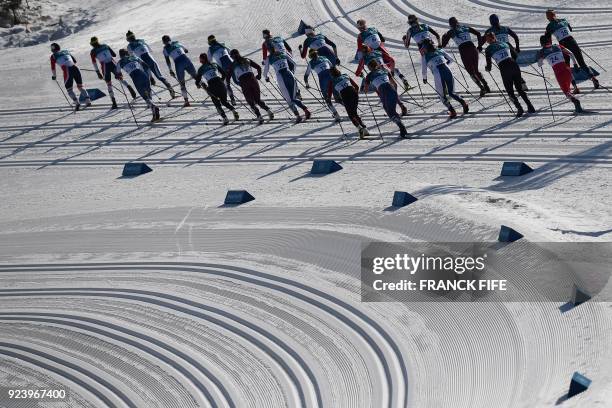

left=0, top=261, right=411, bottom=408
left=319, top=0, right=612, bottom=51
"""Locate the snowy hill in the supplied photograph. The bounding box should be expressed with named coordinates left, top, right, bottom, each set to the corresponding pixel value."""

left=0, top=0, right=611, bottom=407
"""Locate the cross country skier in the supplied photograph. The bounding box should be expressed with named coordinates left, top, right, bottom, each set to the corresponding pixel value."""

left=227, top=49, right=274, bottom=125
left=356, top=45, right=408, bottom=116
left=304, top=49, right=341, bottom=121
left=264, top=49, right=311, bottom=123
left=195, top=53, right=238, bottom=125
left=328, top=67, right=370, bottom=138
left=299, top=26, right=339, bottom=65
left=484, top=32, right=535, bottom=117
left=207, top=35, right=236, bottom=105
left=90, top=36, right=136, bottom=109
left=441, top=17, right=491, bottom=97
left=125, top=30, right=175, bottom=99
left=543, top=9, right=599, bottom=90
left=364, top=60, right=409, bottom=138
left=537, top=36, right=584, bottom=113
left=116, top=49, right=160, bottom=121
left=480, top=15, right=528, bottom=92
left=262, top=29, right=295, bottom=72
left=161, top=35, right=197, bottom=107
left=421, top=39, right=468, bottom=118
left=355, top=19, right=410, bottom=89
left=49, top=43, right=91, bottom=111
left=403, top=15, right=441, bottom=54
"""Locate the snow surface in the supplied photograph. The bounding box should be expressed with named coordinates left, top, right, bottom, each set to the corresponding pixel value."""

left=0, top=0, right=611, bottom=407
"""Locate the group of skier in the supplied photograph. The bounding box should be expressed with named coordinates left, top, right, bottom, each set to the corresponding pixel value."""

left=49, top=9, right=601, bottom=138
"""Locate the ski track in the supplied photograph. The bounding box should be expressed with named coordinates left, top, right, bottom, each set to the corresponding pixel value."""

left=1, top=1, right=612, bottom=407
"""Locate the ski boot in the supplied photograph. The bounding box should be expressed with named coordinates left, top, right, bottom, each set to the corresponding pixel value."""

left=74, top=103, right=81, bottom=112
left=479, top=87, right=486, bottom=97
left=592, top=77, right=600, bottom=89
left=514, top=103, right=524, bottom=118
left=111, top=98, right=118, bottom=109
left=257, top=115, right=265, bottom=125
left=85, top=99, right=92, bottom=108
left=526, top=102, right=536, bottom=114
left=400, top=104, right=408, bottom=117
left=232, top=110, right=239, bottom=121
left=154, top=106, right=160, bottom=121
left=230, top=94, right=236, bottom=106
left=448, top=106, right=457, bottom=119
left=183, top=99, right=191, bottom=107
left=222, top=115, right=229, bottom=125
left=460, top=99, right=469, bottom=114
left=398, top=123, right=409, bottom=139
left=573, top=98, right=584, bottom=113
left=295, top=114, right=303, bottom=124
left=333, top=111, right=341, bottom=122
left=520, top=79, right=529, bottom=92
left=402, top=77, right=410, bottom=90
left=303, top=109, right=311, bottom=121
left=150, top=77, right=156, bottom=86
left=266, top=109, right=274, bottom=121
left=358, top=126, right=370, bottom=139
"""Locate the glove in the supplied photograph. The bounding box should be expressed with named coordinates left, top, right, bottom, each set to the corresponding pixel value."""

left=485, top=65, right=492, bottom=72
left=305, top=83, right=310, bottom=89
left=423, top=78, right=427, bottom=84
left=402, top=35, right=406, bottom=41
left=114, top=74, right=122, bottom=80
left=195, top=82, right=201, bottom=89
left=298, top=44, right=303, bottom=50
left=516, top=47, right=521, bottom=54
left=202, top=84, right=208, bottom=90
left=169, top=71, right=176, bottom=78
left=256, top=73, right=261, bottom=80
left=51, top=75, right=56, bottom=80
left=96, top=71, right=103, bottom=79
left=477, top=46, right=483, bottom=53
left=573, top=64, right=579, bottom=70
left=335, top=58, right=340, bottom=65
left=265, top=77, right=270, bottom=82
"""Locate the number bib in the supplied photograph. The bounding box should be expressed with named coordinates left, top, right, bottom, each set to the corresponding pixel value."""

left=427, top=55, right=446, bottom=69
left=313, top=61, right=330, bottom=74
left=334, top=77, right=351, bottom=92
left=203, top=68, right=220, bottom=81
left=412, top=30, right=431, bottom=45
left=492, top=48, right=511, bottom=64
left=96, top=49, right=113, bottom=63
left=363, top=34, right=381, bottom=49
left=55, top=51, right=74, bottom=67
left=496, top=33, right=509, bottom=44
left=123, top=61, right=142, bottom=74
left=272, top=59, right=289, bottom=71
left=453, top=30, right=471, bottom=46
left=130, top=43, right=148, bottom=57
left=546, top=51, right=564, bottom=66
left=310, top=38, right=325, bottom=49
left=554, top=26, right=571, bottom=41
left=371, top=74, right=390, bottom=90
left=234, top=64, right=253, bottom=79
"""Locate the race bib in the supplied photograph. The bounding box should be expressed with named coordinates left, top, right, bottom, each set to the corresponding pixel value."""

left=131, top=44, right=147, bottom=57
left=453, top=31, right=471, bottom=46
left=554, top=26, right=571, bottom=41
left=546, top=51, right=564, bottom=66
left=272, top=59, right=289, bottom=71
left=123, top=61, right=141, bottom=74
left=203, top=69, right=219, bottom=81
left=55, top=52, right=73, bottom=67
left=310, top=38, right=325, bottom=49
left=97, top=49, right=113, bottom=63
left=334, top=77, right=351, bottom=92
left=170, top=47, right=185, bottom=60
left=413, top=31, right=431, bottom=45
left=428, top=55, right=446, bottom=69
left=371, top=75, right=389, bottom=90
left=492, top=48, right=511, bottom=63
left=364, top=35, right=381, bottom=49
left=313, top=61, right=329, bottom=74
left=496, top=33, right=509, bottom=44
left=234, top=65, right=252, bottom=78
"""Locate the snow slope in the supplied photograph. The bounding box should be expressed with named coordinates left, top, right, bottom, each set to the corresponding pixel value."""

left=0, top=0, right=611, bottom=407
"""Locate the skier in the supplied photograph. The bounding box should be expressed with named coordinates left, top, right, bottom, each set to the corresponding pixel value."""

left=328, top=66, right=370, bottom=138
left=206, top=35, right=236, bottom=104
left=264, top=48, right=311, bottom=123
left=227, top=49, right=274, bottom=125
left=195, top=53, right=239, bottom=125
left=304, top=49, right=340, bottom=121
left=537, top=36, right=584, bottom=112
left=115, top=49, right=160, bottom=121
left=356, top=45, right=408, bottom=116
left=403, top=15, right=441, bottom=54
left=299, top=26, right=339, bottom=65
left=421, top=39, right=468, bottom=118
left=479, top=14, right=521, bottom=54
left=484, top=32, right=535, bottom=117
left=125, top=30, right=175, bottom=98
left=49, top=42, right=91, bottom=111
left=261, top=29, right=295, bottom=72
left=161, top=35, right=197, bottom=107
left=364, top=60, right=409, bottom=138
left=89, top=36, right=136, bottom=109
left=441, top=17, right=491, bottom=97
left=543, top=9, right=599, bottom=89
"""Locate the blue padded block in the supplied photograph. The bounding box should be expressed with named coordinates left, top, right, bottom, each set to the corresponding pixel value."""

left=516, top=50, right=539, bottom=66
left=571, top=287, right=591, bottom=307
left=498, top=225, right=523, bottom=243
left=392, top=191, right=418, bottom=207
left=568, top=372, right=591, bottom=398
left=80, top=88, right=106, bottom=103
left=224, top=190, right=255, bottom=205
left=501, top=162, right=533, bottom=176
left=572, top=66, right=600, bottom=83
left=310, top=159, right=342, bottom=175
left=122, top=162, right=152, bottom=177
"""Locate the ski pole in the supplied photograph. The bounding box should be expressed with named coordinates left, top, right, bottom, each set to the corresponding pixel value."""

left=309, top=76, right=348, bottom=139
left=487, top=71, right=515, bottom=114
left=449, top=49, right=470, bottom=91
left=581, top=49, right=607, bottom=73
left=540, top=66, right=555, bottom=122
left=449, top=72, right=490, bottom=112
left=406, top=47, right=425, bottom=102
left=363, top=88, right=384, bottom=141
left=53, top=79, right=74, bottom=110
left=228, top=82, right=257, bottom=118
left=262, top=79, right=293, bottom=117
left=119, top=80, right=139, bottom=127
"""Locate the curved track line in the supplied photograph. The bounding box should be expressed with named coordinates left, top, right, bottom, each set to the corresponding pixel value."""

left=0, top=261, right=409, bottom=408
left=0, top=313, right=230, bottom=408
left=0, top=343, right=135, bottom=408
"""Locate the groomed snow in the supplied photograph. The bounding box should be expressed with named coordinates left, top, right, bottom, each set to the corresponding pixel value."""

left=0, top=0, right=611, bottom=407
